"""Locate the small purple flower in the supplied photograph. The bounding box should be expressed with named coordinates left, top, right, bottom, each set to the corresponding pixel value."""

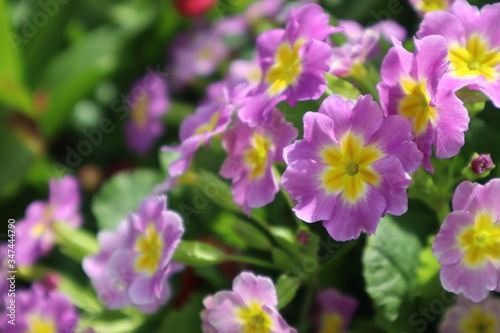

left=124, top=72, right=169, bottom=155
left=417, top=0, right=500, bottom=107
left=314, top=289, right=358, bottom=333
left=282, top=94, right=422, bottom=241
left=16, top=176, right=81, bottom=266
left=410, top=0, right=456, bottom=16
left=163, top=79, right=246, bottom=177
left=330, top=19, right=407, bottom=77
left=439, top=295, right=500, bottom=332
left=470, top=154, right=495, bottom=175
left=433, top=179, right=500, bottom=302
left=169, top=26, right=230, bottom=88
left=201, top=271, right=296, bottom=333
left=377, top=35, right=469, bottom=172
left=238, top=4, right=338, bottom=124
left=0, top=283, right=78, bottom=333
left=83, top=195, right=184, bottom=313
left=220, top=109, right=297, bottom=214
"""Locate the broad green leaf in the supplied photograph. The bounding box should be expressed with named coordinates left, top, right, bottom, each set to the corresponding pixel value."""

left=91, top=168, right=162, bottom=230
left=417, top=237, right=440, bottom=287
left=173, top=241, right=226, bottom=267
left=0, top=0, right=32, bottom=113
left=0, top=119, right=35, bottom=196
left=38, top=27, right=123, bottom=137
left=276, top=274, right=301, bottom=310
left=325, top=73, right=361, bottom=100
left=54, top=222, right=99, bottom=261
left=363, top=216, right=422, bottom=322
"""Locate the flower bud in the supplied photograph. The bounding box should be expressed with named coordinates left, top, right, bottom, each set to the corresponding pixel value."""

left=471, top=154, right=494, bottom=175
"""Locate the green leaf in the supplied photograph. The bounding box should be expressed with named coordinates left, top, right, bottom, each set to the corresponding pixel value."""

left=272, top=247, right=294, bottom=270
left=325, top=73, right=361, bottom=100
left=270, top=226, right=302, bottom=258
left=363, top=216, right=422, bottom=322
left=0, top=119, right=35, bottom=196
left=276, top=274, right=301, bottom=310
left=159, top=294, right=204, bottom=333
left=173, top=241, right=226, bottom=267
left=416, top=237, right=440, bottom=287
left=185, top=171, right=242, bottom=214
left=0, top=0, right=32, bottom=113
left=233, top=218, right=272, bottom=250
left=38, top=27, right=125, bottom=137
left=54, top=222, right=99, bottom=262
left=91, top=168, right=162, bottom=230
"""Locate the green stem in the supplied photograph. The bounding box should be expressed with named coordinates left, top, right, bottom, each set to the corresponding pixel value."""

left=296, top=284, right=315, bottom=332
left=225, top=255, right=278, bottom=270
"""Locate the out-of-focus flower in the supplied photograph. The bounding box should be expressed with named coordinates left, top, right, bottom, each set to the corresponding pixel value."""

left=220, top=108, right=297, bottom=214
left=282, top=94, right=422, bottom=241
left=163, top=78, right=247, bottom=178
left=239, top=3, right=338, bottom=125
left=470, top=154, right=495, bottom=175
left=229, top=54, right=262, bottom=90
left=439, top=295, right=500, bottom=332
left=124, top=72, right=169, bottom=155
left=201, top=271, right=296, bottom=333
left=174, top=0, right=217, bottom=18
left=330, top=19, right=407, bottom=77
left=410, top=0, right=456, bottom=16
left=0, top=283, right=78, bottom=333
left=83, top=195, right=184, bottom=313
left=314, top=289, right=358, bottom=333
left=169, top=26, right=230, bottom=88
left=417, top=0, right=500, bottom=107
left=377, top=36, right=469, bottom=172
left=433, top=179, right=500, bottom=302
left=16, top=176, right=81, bottom=266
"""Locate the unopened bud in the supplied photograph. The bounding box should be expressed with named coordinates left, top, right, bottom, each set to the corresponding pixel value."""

left=471, top=154, right=494, bottom=175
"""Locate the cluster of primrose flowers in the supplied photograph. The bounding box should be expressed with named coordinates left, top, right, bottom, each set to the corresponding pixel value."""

left=1, top=0, right=500, bottom=332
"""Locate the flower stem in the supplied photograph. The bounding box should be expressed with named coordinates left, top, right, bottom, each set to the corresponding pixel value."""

left=225, top=255, right=278, bottom=270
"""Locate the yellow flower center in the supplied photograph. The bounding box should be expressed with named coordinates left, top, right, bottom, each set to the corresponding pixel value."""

left=398, top=78, right=438, bottom=135
left=25, top=316, right=56, bottom=333
left=458, top=212, right=500, bottom=267
left=194, top=111, right=220, bottom=136
left=319, top=313, right=344, bottom=333
left=132, top=95, right=150, bottom=128
left=265, top=40, right=305, bottom=96
left=134, top=223, right=164, bottom=275
left=321, top=132, right=382, bottom=203
left=30, top=206, right=54, bottom=238
left=449, top=34, right=500, bottom=82
left=418, top=0, right=449, bottom=12
left=244, top=132, right=272, bottom=180
left=237, top=301, right=273, bottom=333
left=460, top=307, right=498, bottom=333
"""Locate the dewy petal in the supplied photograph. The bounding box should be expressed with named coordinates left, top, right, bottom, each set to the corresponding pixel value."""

left=433, top=211, right=473, bottom=265
left=323, top=185, right=386, bottom=241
